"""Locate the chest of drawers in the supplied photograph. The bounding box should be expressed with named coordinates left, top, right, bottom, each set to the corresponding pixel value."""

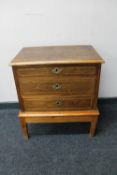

left=11, top=45, right=104, bottom=139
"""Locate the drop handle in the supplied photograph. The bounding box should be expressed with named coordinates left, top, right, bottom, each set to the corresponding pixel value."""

left=52, top=67, right=63, bottom=74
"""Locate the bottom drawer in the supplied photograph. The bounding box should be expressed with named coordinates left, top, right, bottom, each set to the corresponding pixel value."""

left=22, top=95, right=93, bottom=111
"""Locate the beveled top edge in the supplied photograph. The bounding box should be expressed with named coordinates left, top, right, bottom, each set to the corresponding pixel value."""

left=11, top=59, right=105, bottom=66
left=10, top=45, right=105, bottom=66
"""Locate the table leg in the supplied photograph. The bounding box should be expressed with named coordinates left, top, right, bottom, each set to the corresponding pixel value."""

left=90, top=116, right=98, bottom=137
left=19, top=117, right=29, bottom=140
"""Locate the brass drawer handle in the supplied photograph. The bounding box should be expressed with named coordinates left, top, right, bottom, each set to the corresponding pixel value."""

left=52, top=67, right=62, bottom=74
left=55, top=100, right=62, bottom=106
left=52, top=83, right=61, bottom=90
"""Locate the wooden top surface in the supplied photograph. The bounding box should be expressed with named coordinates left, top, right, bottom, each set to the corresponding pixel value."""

left=11, top=45, right=104, bottom=66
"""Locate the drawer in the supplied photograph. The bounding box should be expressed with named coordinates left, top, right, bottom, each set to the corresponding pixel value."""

left=19, top=76, right=96, bottom=96
left=22, top=95, right=93, bottom=111
left=16, top=65, right=97, bottom=77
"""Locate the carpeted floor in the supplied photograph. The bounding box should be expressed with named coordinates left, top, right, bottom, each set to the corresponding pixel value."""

left=0, top=101, right=117, bottom=175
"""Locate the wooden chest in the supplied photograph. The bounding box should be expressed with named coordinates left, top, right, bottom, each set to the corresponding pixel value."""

left=11, top=45, right=104, bottom=139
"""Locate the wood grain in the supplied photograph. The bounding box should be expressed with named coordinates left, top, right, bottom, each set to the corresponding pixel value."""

left=19, top=117, right=29, bottom=140
left=90, top=116, right=98, bottom=137
left=10, top=45, right=104, bottom=66
left=19, top=109, right=99, bottom=117
left=12, top=67, right=24, bottom=111
left=22, top=95, right=93, bottom=111
left=11, top=45, right=104, bottom=138
left=18, top=76, right=96, bottom=96
left=19, top=110, right=99, bottom=137
left=16, top=65, right=97, bottom=77
left=24, top=116, right=94, bottom=123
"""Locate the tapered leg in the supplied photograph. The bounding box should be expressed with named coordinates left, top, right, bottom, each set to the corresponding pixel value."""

left=90, top=116, right=98, bottom=137
left=19, top=117, right=29, bottom=140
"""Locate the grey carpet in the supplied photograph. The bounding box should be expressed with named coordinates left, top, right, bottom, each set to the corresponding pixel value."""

left=0, top=102, right=117, bottom=175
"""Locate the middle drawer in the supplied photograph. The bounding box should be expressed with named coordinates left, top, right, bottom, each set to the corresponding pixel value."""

left=18, top=76, right=96, bottom=96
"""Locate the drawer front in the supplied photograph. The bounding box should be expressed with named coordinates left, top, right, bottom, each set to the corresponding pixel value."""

left=22, top=96, right=93, bottom=111
left=16, top=65, right=96, bottom=77
left=19, top=76, right=96, bottom=96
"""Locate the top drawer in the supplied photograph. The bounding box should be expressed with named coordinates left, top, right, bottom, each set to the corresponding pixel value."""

left=16, top=65, right=97, bottom=77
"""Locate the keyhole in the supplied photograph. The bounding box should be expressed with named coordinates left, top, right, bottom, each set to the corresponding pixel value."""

left=56, top=101, right=60, bottom=105
left=56, top=100, right=61, bottom=105
left=52, top=67, right=62, bottom=74
left=56, top=84, right=59, bottom=88
left=55, top=68, right=58, bottom=73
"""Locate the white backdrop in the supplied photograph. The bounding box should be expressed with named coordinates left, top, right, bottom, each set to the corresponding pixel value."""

left=0, top=0, right=117, bottom=102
